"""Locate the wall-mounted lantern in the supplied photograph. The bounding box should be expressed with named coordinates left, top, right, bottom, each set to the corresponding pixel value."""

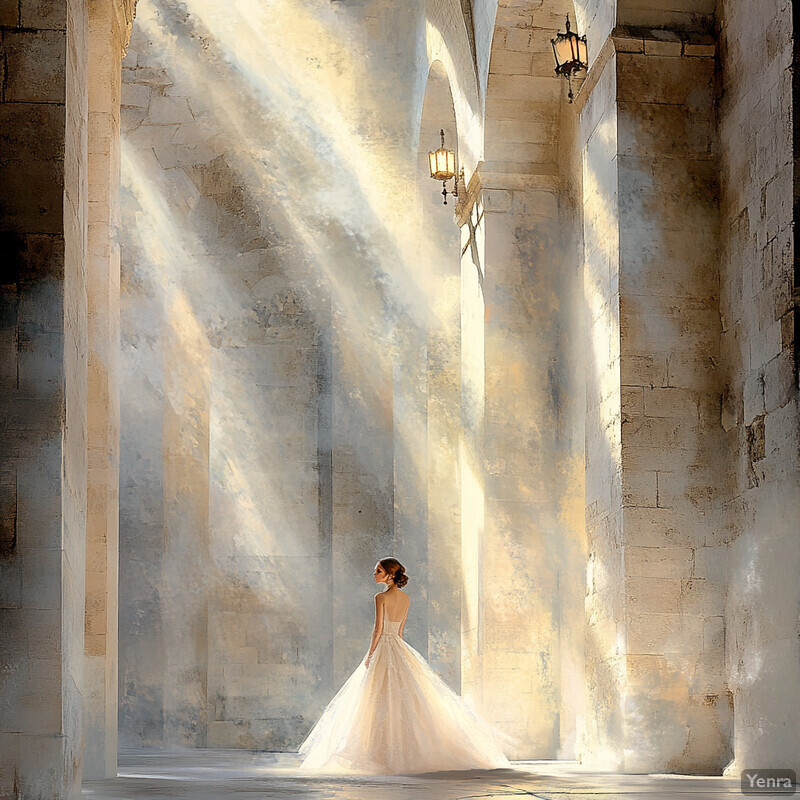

left=551, top=15, right=588, bottom=103
left=428, top=129, right=463, bottom=205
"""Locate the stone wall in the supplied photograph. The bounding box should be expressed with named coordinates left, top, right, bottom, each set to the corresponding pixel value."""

left=479, top=0, right=587, bottom=760
left=117, top=0, right=429, bottom=751
left=83, top=0, right=131, bottom=778
left=577, top=20, right=733, bottom=770
left=3, top=0, right=800, bottom=787
left=117, top=2, right=329, bottom=748
left=579, top=47, right=623, bottom=767
left=718, top=0, right=800, bottom=771
left=0, top=0, right=88, bottom=793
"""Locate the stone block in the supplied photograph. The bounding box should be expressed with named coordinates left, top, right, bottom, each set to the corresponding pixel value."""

left=487, top=73, right=561, bottom=103
left=489, top=48, right=533, bottom=75
left=692, top=546, right=725, bottom=582
left=642, top=387, right=699, bottom=420
left=627, top=612, right=681, bottom=654
left=614, top=36, right=645, bottom=54
left=617, top=52, right=714, bottom=109
left=23, top=608, right=61, bottom=658
left=88, top=111, right=116, bottom=156
left=763, top=350, right=794, bottom=412
left=0, top=0, right=18, bottom=25
left=3, top=30, right=66, bottom=103
left=0, top=557, right=21, bottom=609
left=626, top=576, right=681, bottom=614
left=680, top=578, right=723, bottom=616
left=121, top=81, right=150, bottom=109
left=643, top=39, right=682, bottom=57
left=621, top=385, right=643, bottom=420
left=153, top=144, right=217, bottom=169
left=749, top=320, right=782, bottom=368
left=148, top=94, right=194, bottom=125
left=665, top=351, right=720, bottom=391
left=16, top=734, right=65, bottom=796
left=17, top=329, right=64, bottom=399
left=684, top=43, right=716, bottom=57
left=624, top=506, right=695, bottom=548
left=626, top=546, right=693, bottom=579
left=680, top=613, right=706, bottom=653
left=20, top=0, right=66, bottom=29
left=622, top=415, right=693, bottom=451
left=743, top=369, right=765, bottom=424
left=618, top=100, right=713, bottom=159
left=486, top=117, right=554, bottom=145
left=690, top=652, right=724, bottom=694
left=0, top=105, right=66, bottom=233
left=620, top=353, right=667, bottom=387
left=622, top=470, right=656, bottom=507
left=620, top=155, right=718, bottom=233
left=120, top=106, right=146, bottom=132
left=21, top=548, right=61, bottom=609
left=657, top=468, right=716, bottom=511
left=503, top=27, right=531, bottom=52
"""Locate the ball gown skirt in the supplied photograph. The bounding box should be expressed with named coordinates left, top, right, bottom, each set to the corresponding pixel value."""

left=298, top=617, right=513, bottom=775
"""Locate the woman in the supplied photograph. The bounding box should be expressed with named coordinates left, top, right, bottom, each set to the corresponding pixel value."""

left=298, top=557, right=513, bottom=775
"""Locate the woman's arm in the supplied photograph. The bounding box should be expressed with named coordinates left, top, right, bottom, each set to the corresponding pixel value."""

left=365, top=594, right=384, bottom=667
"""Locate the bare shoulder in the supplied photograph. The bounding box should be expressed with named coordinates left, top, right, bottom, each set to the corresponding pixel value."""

left=374, top=592, right=385, bottom=601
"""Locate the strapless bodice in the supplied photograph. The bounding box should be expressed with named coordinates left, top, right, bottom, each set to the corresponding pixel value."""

left=381, top=618, right=403, bottom=637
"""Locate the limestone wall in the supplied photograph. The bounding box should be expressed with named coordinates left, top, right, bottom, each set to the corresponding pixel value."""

left=717, top=0, right=800, bottom=771
left=0, top=0, right=88, bottom=793
left=5, top=0, right=800, bottom=784
left=577, top=19, right=735, bottom=770
left=116, top=0, right=432, bottom=750
left=579, top=48, right=623, bottom=767
left=117, top=4, right=329, bottom=748
left=83, top=0, right=130, bottom=778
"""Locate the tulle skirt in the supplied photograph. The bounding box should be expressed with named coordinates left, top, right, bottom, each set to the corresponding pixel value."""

left=298, top=632, right=514, bottom=775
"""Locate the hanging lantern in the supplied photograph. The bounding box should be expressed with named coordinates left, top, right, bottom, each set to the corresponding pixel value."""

left=551, top=15, right=588, bottom=103
left=428, top=129, right=459, bottom=205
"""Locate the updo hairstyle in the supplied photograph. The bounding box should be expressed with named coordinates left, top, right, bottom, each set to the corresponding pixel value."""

left=379, top=557, right=409, bottom=588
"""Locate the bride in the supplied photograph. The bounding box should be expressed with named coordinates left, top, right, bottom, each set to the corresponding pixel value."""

left=298, top=557, right=513, bottom=775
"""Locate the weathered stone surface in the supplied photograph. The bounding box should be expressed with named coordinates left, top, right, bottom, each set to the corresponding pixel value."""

left=1, top=0, right=798, bottom=790
left=3, top=30, right=67, bottom=103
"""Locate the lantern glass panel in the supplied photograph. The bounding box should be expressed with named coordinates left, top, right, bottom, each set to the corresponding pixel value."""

left=554, top=36, right=574, bottom=68
left=578, top=38, right=588, bottom=66
left=569, top=35, right=579, bottom=62
left=429, top=148, right=455, bottom=180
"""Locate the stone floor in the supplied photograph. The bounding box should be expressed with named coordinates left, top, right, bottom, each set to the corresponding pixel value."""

left=81, top=750, right=747, bottom=799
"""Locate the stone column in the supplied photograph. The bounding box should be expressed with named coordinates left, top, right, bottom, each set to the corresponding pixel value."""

left=417, top=92, right=462, bottom=685
left=83, top=0, right=131, bottom=778
left=480, top=165, right=571, bottom=755
left=425, top=202, right=462, bottom=688
left=479, top=12, right=588, bottom=756
left=717, top=0, right=800, bottom=771
left=457, top=175, right=486, bottom=714
left=0, top=0, right=89, bottom=795
left=578, top=31, right=731, bottom=772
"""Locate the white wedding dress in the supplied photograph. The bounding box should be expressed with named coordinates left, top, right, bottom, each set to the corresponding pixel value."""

left=298, top=613, right=513, bottom=775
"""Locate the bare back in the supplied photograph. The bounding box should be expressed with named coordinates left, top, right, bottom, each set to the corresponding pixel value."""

left=378, top=590, right=410, bottom=623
